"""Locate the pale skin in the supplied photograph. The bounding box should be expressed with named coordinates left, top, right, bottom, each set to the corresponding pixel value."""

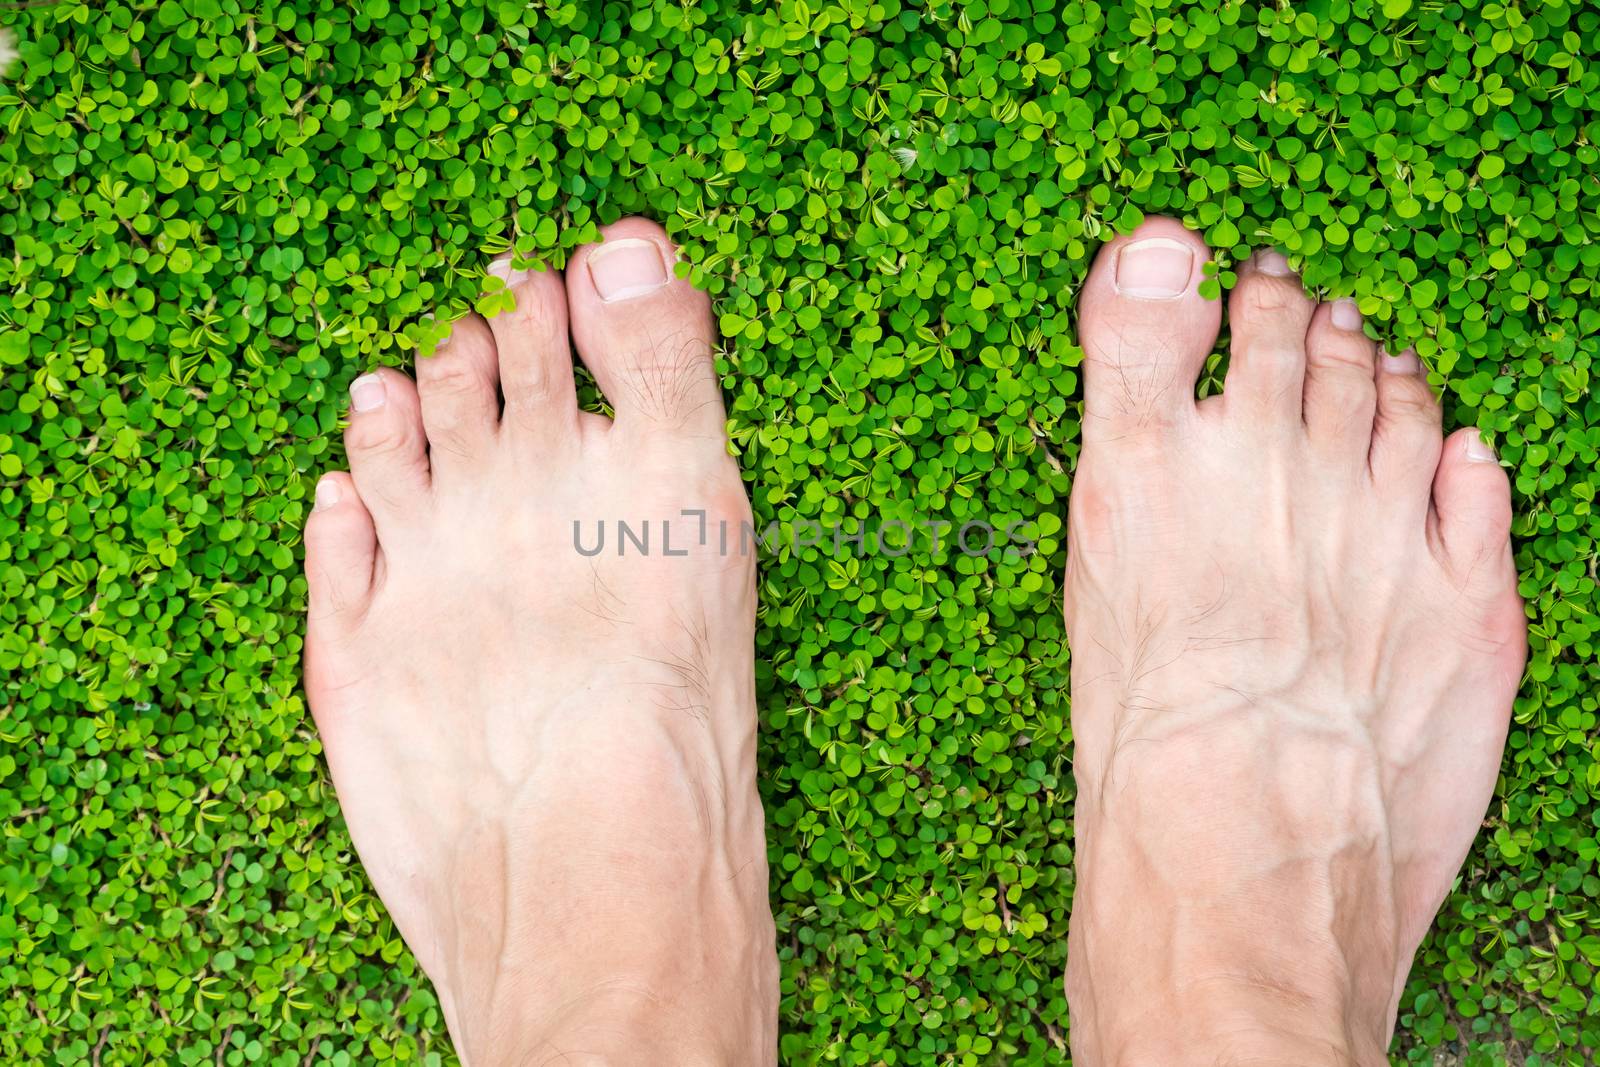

left=302, top=216, right=1525, bottom=1065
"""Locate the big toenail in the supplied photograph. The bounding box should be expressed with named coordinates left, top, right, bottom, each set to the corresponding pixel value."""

left=588, top=238, right=670, bottom=302
left=1379, top=347, right=1421, bottom=374
left=1331, top=298, right=1362, bottom=330
left=313, top=477, right=342, bottom=511
left=1113, top=237, right=1193, bottom=299
left=1466, top=433, right=1498, bottom=463
left=350, top=373, right=387, bottom=412
left=1254, top=249, right=1294, bottom=276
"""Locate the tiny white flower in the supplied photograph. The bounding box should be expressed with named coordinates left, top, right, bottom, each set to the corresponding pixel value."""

left=891, top=146, right=918, bottom=171
left=0, top=29, right=18, bottom=75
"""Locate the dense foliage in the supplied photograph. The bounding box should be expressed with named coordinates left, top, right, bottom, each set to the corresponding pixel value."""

left=1, top=0, right=1597, bottom=1062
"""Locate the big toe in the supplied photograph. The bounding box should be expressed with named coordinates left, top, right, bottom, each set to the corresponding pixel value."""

left=1076, top=216, right=1220, bottom=442
left=565, top=218, right=727, bottom=442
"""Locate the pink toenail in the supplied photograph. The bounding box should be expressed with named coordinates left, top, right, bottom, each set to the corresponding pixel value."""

left=350, top=373, right=387, bottom=412
left=1380, top=347, right=1420, bottom=374
left=588, top=238, right=670, bottom=302
left=1465, top=433, right=1498, bottom=463
left=1113, top=237, right=1193, bottom=300
left=314, top=477, right=342, bottom=511
left=1331, top=298, right=1362, bottom=330
left=1254, top=249, right=1294, bottom=276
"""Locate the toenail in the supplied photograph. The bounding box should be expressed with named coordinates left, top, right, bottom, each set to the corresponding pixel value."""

left=418, top=314, right=452, bottom=349
left=350, top=373, right=387, bottom=412
left=588, top=237, right=670, bottom=302
left=1465, top=433, right=1498, bottom=463
left=313, top=477, right=342, bottom=511
left=1113, top=237, right=1194, bottom=300
left=1379, top=347, right=1421, bottom=374
left=1254, top=249, right=1294, bottom=276
left=1331, top=298, right=1362, bottom=331
left=487, top=254, right=532, bottom=287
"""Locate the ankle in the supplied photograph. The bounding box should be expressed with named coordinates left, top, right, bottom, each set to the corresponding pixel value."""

left=1066, top=899, right=1395, bottom=1067
left=1070, top=969, right=1387, bottom=1066
left=436, top=891, right=775, bottom=1067
left=445, top=977, right=756, bottom=1067
left=1066, top=739, right=1403, bottom=1066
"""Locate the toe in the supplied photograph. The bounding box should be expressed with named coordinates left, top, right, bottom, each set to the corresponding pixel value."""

left=1302, top=299, right=1378, bottom=455
left=344, top=367, right=431, bottom=522
left=1429, top=428, right=1516, bottom=585
left=304, top=471, right=377, bottom=627
left=416, top=314, right=500, bottom=479
left=565, top=217, right=727, bottom=441
left=484, top=256, right=578, bottom=436
left=1077, top=215, right=1219, bottom=442
left=1222, top=250, right=1315, bottom=424
left=1369, top=348, right=1443, bottom=511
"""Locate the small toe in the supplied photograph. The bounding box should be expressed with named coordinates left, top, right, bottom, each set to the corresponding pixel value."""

left=484, top=256, right=578, bottom=436
left=565, top=217, right=727, bottom=441
left=416, top=315, right=500, bottom=479
left=1222, top=250, right=1315, bottom=424
left=1302, top=299, right=1378, bottom=455
left=304, top=471, right=377, bottom=627
left=1429, top=428, right=1515, bottom=582
left=1369, top=349, right=1443, bottom=511
left=1077, top=215, right=1220, bottom=442
left=344, top=367, right=431, bottom=522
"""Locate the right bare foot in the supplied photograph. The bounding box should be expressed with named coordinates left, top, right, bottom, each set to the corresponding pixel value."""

left=1063, top=218, right=1527, bottom=1065
left=302, top=218, right=777, bottom=1065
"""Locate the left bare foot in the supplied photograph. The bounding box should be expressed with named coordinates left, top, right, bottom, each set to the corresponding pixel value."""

left=302, top=217, right=777, bottom=1066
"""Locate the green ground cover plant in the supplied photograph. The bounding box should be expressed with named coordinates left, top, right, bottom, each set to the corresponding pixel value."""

left=1, top=0, right=1597, bottom=1062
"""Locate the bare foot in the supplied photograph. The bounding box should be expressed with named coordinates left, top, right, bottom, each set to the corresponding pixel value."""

left=302, top=218, right=777, bottom=1065
left=1063, top=218, right=1526, bottom=1065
